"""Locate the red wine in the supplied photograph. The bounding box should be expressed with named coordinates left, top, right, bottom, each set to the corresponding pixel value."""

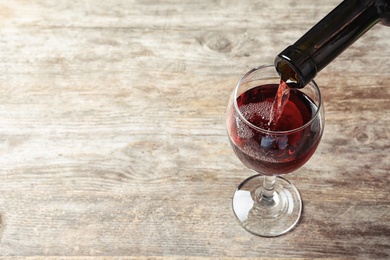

left=269, top=80, right=290, bottom=127
left=227, top=84, right=322, bottom=175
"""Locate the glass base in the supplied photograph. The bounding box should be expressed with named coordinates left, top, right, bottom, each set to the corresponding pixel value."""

left=232, top=174, right=302, bottom=237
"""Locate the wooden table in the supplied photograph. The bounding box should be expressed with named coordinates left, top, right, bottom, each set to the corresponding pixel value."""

left=0, top=0, right=389, bottom=258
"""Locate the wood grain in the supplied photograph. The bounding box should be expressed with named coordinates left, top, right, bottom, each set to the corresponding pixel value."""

left=0, top=0, right=388, bottom=258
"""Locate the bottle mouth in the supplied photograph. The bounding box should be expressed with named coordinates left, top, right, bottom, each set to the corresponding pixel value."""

left=380, top=16, right=390, bottom=26
left=274, top=57, right=305, bottom=89
left=275, top=45, right=318, bottom=88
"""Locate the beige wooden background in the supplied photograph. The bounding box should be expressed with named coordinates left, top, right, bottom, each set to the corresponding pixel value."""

left=0, top=0, right=389, bottom=258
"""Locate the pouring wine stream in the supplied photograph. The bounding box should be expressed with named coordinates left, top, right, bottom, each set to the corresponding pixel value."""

left=268, top=79, right=290, bottom=128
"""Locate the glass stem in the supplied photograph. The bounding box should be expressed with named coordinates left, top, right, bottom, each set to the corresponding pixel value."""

left=260, top=176, right=276, bottom=206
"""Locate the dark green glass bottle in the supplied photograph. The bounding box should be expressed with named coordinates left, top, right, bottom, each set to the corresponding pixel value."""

left=275, top=0, right=390, bottom=88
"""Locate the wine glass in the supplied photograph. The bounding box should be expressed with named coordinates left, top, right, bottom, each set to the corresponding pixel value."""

left=226, top=65, right=324, bottom=237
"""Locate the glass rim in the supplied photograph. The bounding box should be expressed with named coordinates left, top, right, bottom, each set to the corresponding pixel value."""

left=233, top=64, right=323, bottom=135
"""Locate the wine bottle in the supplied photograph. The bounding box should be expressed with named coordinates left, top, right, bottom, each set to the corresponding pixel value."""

left=275, top=0, right=390, bottom=88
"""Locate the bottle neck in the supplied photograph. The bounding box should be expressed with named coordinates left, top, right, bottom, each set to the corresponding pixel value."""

left=275, top=0, right=390, bottom=88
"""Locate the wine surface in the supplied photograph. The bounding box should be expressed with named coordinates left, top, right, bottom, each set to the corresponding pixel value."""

left=228, top=84, right=322, bottom=175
